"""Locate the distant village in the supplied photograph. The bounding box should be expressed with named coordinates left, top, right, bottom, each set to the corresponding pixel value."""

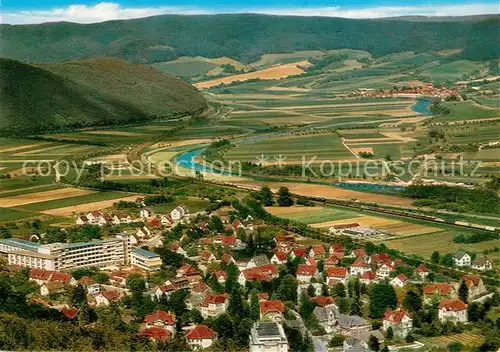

left=0, top=196, right=497, bottom=351
left=350, top=83, right=463, bottom=101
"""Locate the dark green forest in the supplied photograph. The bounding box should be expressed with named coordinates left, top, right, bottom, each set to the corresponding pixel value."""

left=1, top=14, right=498, bottom=64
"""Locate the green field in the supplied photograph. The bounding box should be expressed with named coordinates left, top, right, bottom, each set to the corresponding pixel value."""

left=274, top=207, right=362, bottom=224
left=153, top=59, right=218, bottom=78
left=433, top=101, right=499, bottom=123
left=421, top=60, right=484, bottom=82
left=0, top=207, right=44, bottom=222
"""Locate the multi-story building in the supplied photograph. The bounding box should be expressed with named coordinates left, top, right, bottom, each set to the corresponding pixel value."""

left=438, top=299, right=468, bottom=324
left=249, top=321, right=288, bottom=352
left=383, top=309, right=413, bottom=338
left=1, top=233, right=159, bottom=272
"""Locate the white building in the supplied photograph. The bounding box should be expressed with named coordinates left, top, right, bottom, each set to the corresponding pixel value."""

left=453, top=251, right=471, bottom=267
left=131, top=247, right=162, bottom=271
left=170, top=205, right=188, bottom=221
left=471, top=257, right=493, bottom=271
left=186, top=325, right=217, bottom=349
left=249, top=321, right=288, bottom=352
left=438, top=299, right=468, bottom=324
left=383, top=309, right=413, bottom=338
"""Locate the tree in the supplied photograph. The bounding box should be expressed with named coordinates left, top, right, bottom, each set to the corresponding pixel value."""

left=225, top=263, right=240, bottom=292
left=276, top=275, right=298, bottom=303
left=329, top=334, right=345, bottom=347
left=350, top=297, right=362, bottom=316
left=370, top=284, right=397, bottom=318
left=212, top=313, right=234, bottom=340
left=209, top=215, right=224, bottom=233
left=94, top=272, right=109, bottom=283
left=259, top=186, right=274, bottom=206
left=447, top=341, right=464, bottom=352
left=386, top=326, right=394, bottom=340
left=234, top=318, right=253, bottom=347
left=368, top=335, right=380, bottom=351
left=228, top=288, right=246, bottom=318
left=332, top=283, right=346, bottom=298
left=71, top=284, right=86, bottom=308
left=441, top=253, right=454, bottom=267
left=250, top=292, right=260, bottom=321
left=307, top=284, right=315, bottom=297
left=337, top=297, right=349, bottom=314
left=78, top=301, right=91, bottom=326
left=431, top=251, right=440, bottom=264
left=458, top=280, right=468, bottom=303
left=277, top=187, right=294, bottom=207
left=403, top=291, right=422, bottom=313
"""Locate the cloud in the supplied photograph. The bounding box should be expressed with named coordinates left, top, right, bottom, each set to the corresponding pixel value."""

left=1, top=2, right=498, bottom=24
left=1, top=2, right=211, bottom=24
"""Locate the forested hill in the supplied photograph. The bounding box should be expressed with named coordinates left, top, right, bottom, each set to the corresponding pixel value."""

left=1, top=14, right=498, bottom=64
left=0, top=58, right=207, bottom=136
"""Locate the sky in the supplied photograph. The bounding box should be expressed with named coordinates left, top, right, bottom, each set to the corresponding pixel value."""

left=1, top=0, right=498, bottom=24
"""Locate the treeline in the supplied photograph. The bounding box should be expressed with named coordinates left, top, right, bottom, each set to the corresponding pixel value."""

left=307, top=54, right=348, bottom=71
left=453, top=232, right=499, bottom=244
left=404, top=184, right=499, bottom=213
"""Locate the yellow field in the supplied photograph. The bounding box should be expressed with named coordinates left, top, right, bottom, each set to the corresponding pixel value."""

left=265, top=205, right=323, bottom=215
left=424, top=332, right=483, bottom=347
left=351, top=147, right=374, bottom=154
left=194, top=61, right=309, bottom=88
left=82, top=130, right=147, bottom=137
left=310, top=215, right=441, bottom=236
left=41, top=195, right=139, bottom=216
left=1, top=188, right=93, bottom=207
left=2, top=143, right=46, bottom=153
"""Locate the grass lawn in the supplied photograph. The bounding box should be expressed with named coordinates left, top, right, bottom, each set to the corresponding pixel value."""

left=278, top=207, right=362, bottom=224
left=434, top=101, right=499, bottom=123
left=0, top=207, right=43, bottom=222
left=0, top=176, right=54, bottom=191
left=150, top=198, right=211, bottom=214
left=17, top=191, right=132, bottom=211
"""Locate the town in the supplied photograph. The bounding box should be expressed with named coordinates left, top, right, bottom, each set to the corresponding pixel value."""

left=1, top=189, right=498, bottom=352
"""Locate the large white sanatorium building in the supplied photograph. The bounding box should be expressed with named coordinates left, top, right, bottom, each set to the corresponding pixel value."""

left=0, top=234, right=160, bottom=272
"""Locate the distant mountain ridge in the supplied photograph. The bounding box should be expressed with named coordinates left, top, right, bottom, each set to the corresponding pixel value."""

left=0, top=58, right=207, bottom=136
left=1, top=14, right=498, bottom=64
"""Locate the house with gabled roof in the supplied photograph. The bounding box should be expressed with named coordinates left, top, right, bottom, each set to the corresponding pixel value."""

left=290, top=248, right=307, bottom=260
left=347, top=248, right=367, bottom=259
left=200, top=293, right=229, bottom=319
left=453, top=251, right=471, bottom=267
left=222, top=253, right=236, bottom=264
left=377, top=262, right=394, bottom=278
left=350, top=257, right=371, bottom=277
left=271, top=251, right=288, bottom=265
left=329, top=243, right=345, bottom=255
left=213, top=270, right=227, bottom=284
left=29, top=268, right=52, bottom=285
left=139, top=327, right=170, bottom=341
left=296, top=264, right=318, bottom=283
left=152, top=284, right=177, bottom=300
left=144, top=310, right=176, bottom=334
left=136, top=226, right=152, bottom=239
left=383, top=309, right=412, bottom=338
left=310, top=296, right=335, bottom=308
left=326, top=267, right=349, bottom=285
left=359, top=271, right=377, bottom=285
left=460, top=275, right=487, bottom=300
left=171, top=205, right=188, bottom=221
left=471, top=257, right=493, bottom=271
left=200, top=250, right=217, bottom=263
left=94, top=290, right=121, bottom=307
left=309, top=245, right=326, bottom=259
left=260, top=300, right=285, bottom=322
left=415, top=264, right=429, bottom=280
left=60, top=306, right=80, bottom=319
left=390, top=274, right=409, bottom=288
left=423, top=283, right=458, bottom=304
left=185, top=325, right=217, bottom=349
left=323, top=255, right=339, bottom=269
left=49, top=271, right=77, bottom=286
left=169, top=241, right=187, bottom=257
left=438, top=299, right=468, bottom=324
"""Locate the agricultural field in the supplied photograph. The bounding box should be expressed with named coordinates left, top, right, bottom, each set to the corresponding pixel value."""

left=422, top=332, right=484, bottom=349
left=265, top=206, right=362, bottom=224
left=432, top=100, right=499, bottom=123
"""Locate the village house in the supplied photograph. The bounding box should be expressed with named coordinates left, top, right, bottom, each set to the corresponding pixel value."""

left=326, top=267, right=349, bottom=285
left=453, top=251, right=471, bottom=267
left=329, top=243, right=345, bottom=255
left=290, top=248, right=307, bottom=261
left=29, top=268, right=53, bottom=285
left=200, top=250, right=217, bottom=263
left=342, top=227, right=378, bottom=238
left=185, top=325, right=217, bottom=349
left=335, top=314, right=372, bottom=336
left=328, top=223, right=360, bottom=235
left=359, top=271, right=377, bottom=285
left=310, top=296, right=335, bottom=308
left=40, top=282, right=66, bottom=296
left=76, top=216, right=88, bottom=226
left=423, top=283, right=458, bottom=304
left=222, top=253, right=236, bottom=265
left=323, top=255, right=339, bottom=269
left=349, top=257, right=371, bottom=277
left=415, top=264, right=429, bottom=280
left=460, top=275, right=487, bottom=300
left=347, top=248, right=367, bottom=259
left=260, top=300, right=285, bottom=322
left=343, top=331, right=385, bottom=352
left=370, top=253, right=391, bottom=266
left=78, top=276, right=100, bottom=295
left=176, top=264, right=201, bottom=281
left=144, top=310, right=176, bottom=335
left=139, top=327, right=170, bottom=341
left=247, top=255, right=270, bottom=269
left=383, top=309, right=413, bottom=338
left=238, top=264, right=279, bottom=286
left=169, top=241, right=187, bottom=257
left=438, top=299, right=468, bottom=324
left=213, top=271, right=227, bottom=284
left=94, top=290, right=121, bottom=307
left=376, top=262, right=394, bottom=278
left=60, top=306, right=80, bottom=320
left=313, top=305, right=338, bottom=333
left=391, top=274, right=409, bottom=288
left=471, top=257, right=493, bottom=271
left=249, top=321, right=288, bottom=352
left=170, top=205, right=188, bottom=221
left=152, top=283, right=177, bottom=300
left=200, top=293, right=229, bottom=319
left=139, top=208, right=151, bottom=219
left=160, top=215, right=173, bottom=227
left=136, top=226, right=152, bottom=239
left=274, top=234, right=295, bottom=251
left=309, top=245, right=326, bottom=259
left=271, top=251, right=288, bottom=265
left=296, top=264, right=318, bottom=283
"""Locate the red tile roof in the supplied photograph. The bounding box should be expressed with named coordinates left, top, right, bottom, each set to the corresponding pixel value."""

left=144, top=311, right=176, bottom=325
left=297, top=264, right=317, bottom=276
left=371, top=253, right=391, bottom=263
left=157, top=284, right=176, bottom=294
left=101, top=291, right=120, bottom=301
left=260, top=300, right=285, bottom=315
left=439, top=299, right=467, bottom=311
left=273, top=251, right=288, bottom=261
left=191, top=282, right=211, bottom=294
left=29, top=268, right=51, bottom=280
left=200, top=250, right=215, bottom=261
left=423, top=283, right=454, bottom=296
left=330, top=243, right=345, bottom=252
left=461, top=275, right=481, bottom=288
left=352, top=257, right=370, bottom=268
left=221, top=235, right=236, bottom=246
left=326, top=267, right=348, bottom=278
left=292, top=248, right=306, bottom=257
left=351, top=248, right=366, bottom=257
left=332, top=223, right=359, bottom=230
left=256, top=292, right=269, bottom=301
left=310, top=296, right=335, bottom=307
left=139, top=327, right=170, bottom=341
left=222, top=253, right=234, bottom=263
left=324, top=255, right=339, bottom=266
left=416, top=264, right=429, bottom=273
left=311, top=245, right=326, bottom=256
left=395, top=274, right=408, bottom=282
left=61, top=306, right=80, bottom=319
left=384, top=309, right=410, bottom=323
left=186, top=325, right=217, bottom=340
left=49, top=272, right=74, bottom=285
left=150, top=218, right=161, bottom=227
left=201, top=294, right=229, bottom=307
left=360, top=271, right=377, bottom=280
left=214, top=271, right=227, bottom=280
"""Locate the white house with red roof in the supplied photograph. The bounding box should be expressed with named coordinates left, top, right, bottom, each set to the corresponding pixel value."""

left=271, top=251, right=288, bottom=265
left=259, top=300, right=285, bottom=322
left=309, top=245, right=326, bottom=259
left=326, top=267, right=349, bottom=285
left=200, top=293, right=229, bottom=319
left=160, top=215, right=173, bottom=227
left=329, top=243, right=345, bottom=255
left=200, top=250, right=217, bottom=263
left=347, top=248, right=367, bottom=259
left=359, top=271, right=377, bottom=285
left=152, top=284, right=177, bottom=300
left=310, top=296, right=335, bottom=308
left=438, top=299, right=468, bottom=324
left=296, top=264, right=319, bottom=283
left=222, top=253, right=236, bottom=264
left=460, top=275, right=487, bottom=300
left=377, top=262, right=394, bottom=278
left=186, top=325, right=217, bottom=349
left=29, top=268, right=52, bottom=285
left=323, top=255, right=339, bottom=269
left=415, top=264, right=429, bottom=280
left=390, top=274, right=408, bottom=288
left=423, top=283, right=458, bottom=304
left=371, top=253, right=391, bottom=266
left=290, top=248, right=307, bottom=260
left=169, top=241, right=187, bottom=257
left=213, top=270, right=227, bottom=284
left=349, top=257, right=371, bottom=277
left=383, top=309, right=413, bottom=338
left=94, top=290, right=121, bottom=307
left=144, top=310, right=176, bottom=334
left=238, top=264, right=278, bottom=286
left=139, top=327, right=170, bottom=341
left=136, top=226, right=152, bottom=239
